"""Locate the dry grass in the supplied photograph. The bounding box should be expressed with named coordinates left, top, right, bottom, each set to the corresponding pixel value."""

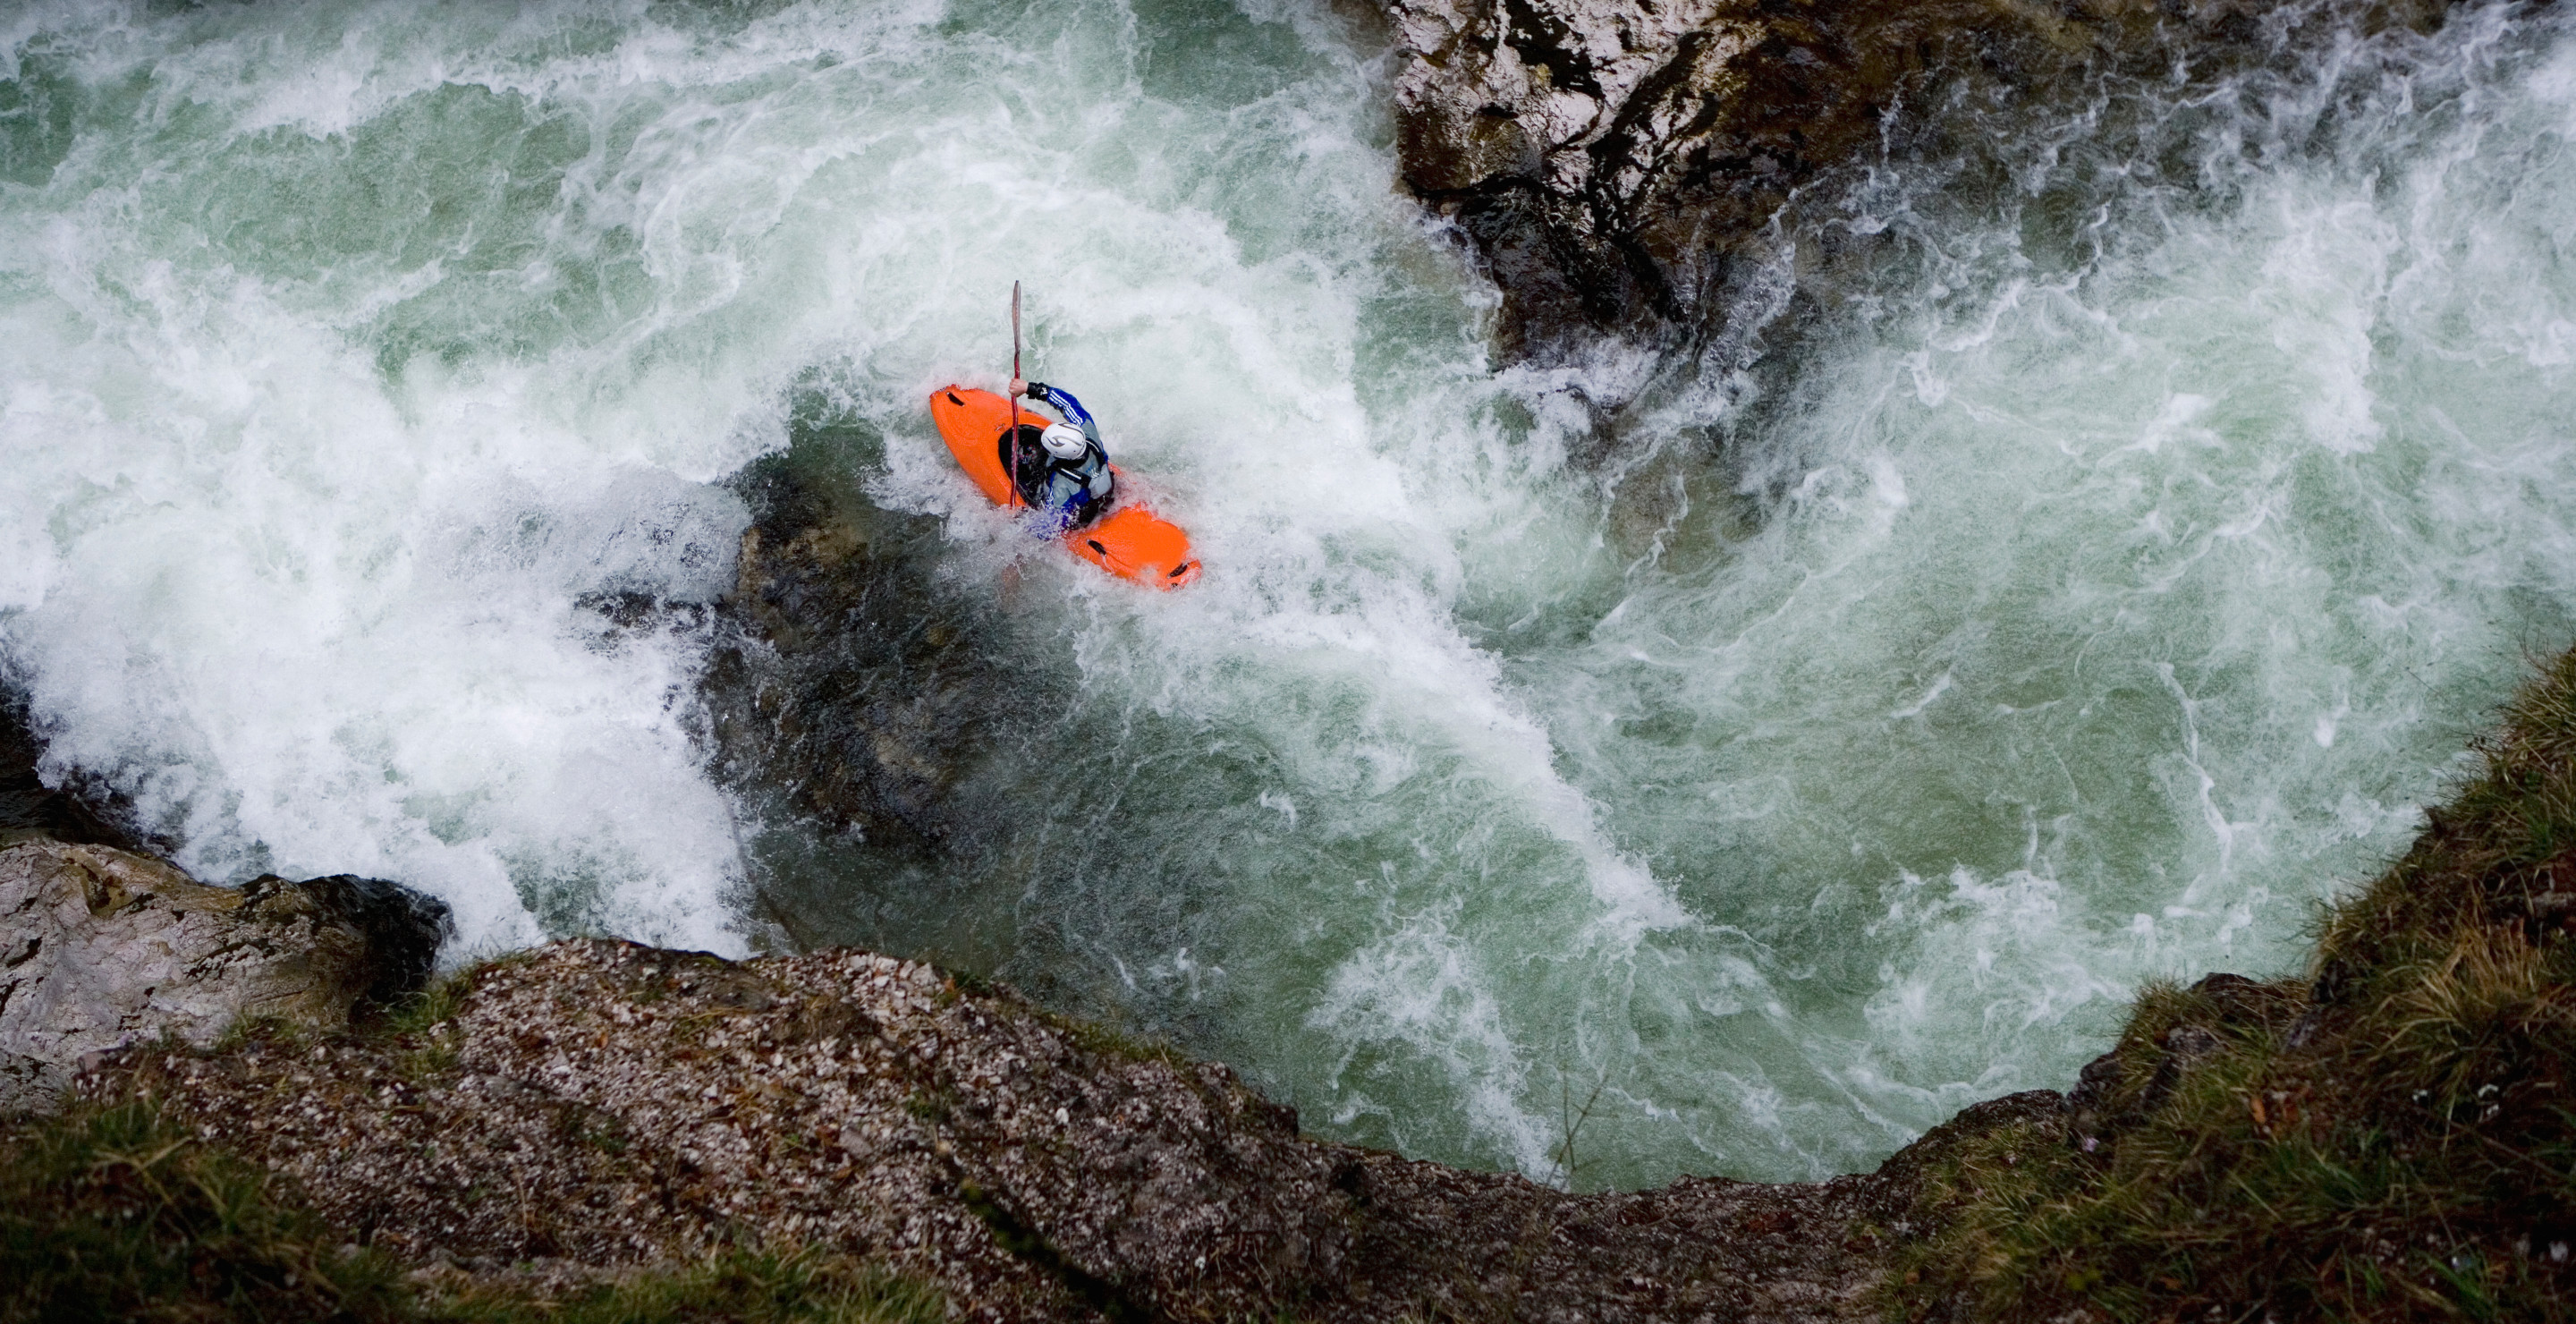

left=1887, top=649, right=2576, bottom=1323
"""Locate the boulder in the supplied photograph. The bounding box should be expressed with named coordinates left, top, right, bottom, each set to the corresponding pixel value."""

left=697, top=434, right=1030, bottom=858
left=0, top=840, right=450, bottom=1115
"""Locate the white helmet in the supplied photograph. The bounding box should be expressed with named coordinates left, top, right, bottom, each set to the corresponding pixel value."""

left=1039, top=422, right=1089, bottom=461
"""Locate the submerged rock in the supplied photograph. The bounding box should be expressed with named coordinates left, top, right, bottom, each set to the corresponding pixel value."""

left=0, top=696, right=138, bottom=853
left=699, top=437, right=1018, bottom=856
left=0, top=840, right=450, bottom=1115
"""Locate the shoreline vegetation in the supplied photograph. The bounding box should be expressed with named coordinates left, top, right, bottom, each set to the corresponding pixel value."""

left=1882, top=647, right=2576, bottom=1323
left=7, top=648, right=2576, bottom=1320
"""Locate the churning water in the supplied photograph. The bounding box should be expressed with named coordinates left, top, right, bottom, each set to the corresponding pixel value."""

left=9, top=0, right=2576, bottom=1186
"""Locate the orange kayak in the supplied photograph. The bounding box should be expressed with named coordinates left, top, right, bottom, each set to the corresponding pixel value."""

left=929, top=385, right=1203, bottom=590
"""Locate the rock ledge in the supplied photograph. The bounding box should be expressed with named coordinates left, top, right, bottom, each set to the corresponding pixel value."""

left=2, top=839, right=450, bottom=1115
left=96, top=937, right=2044, bottom=1323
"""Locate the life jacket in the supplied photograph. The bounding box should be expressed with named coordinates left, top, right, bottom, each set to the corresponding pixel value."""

left=1001, top=425, right=1114, bottom=529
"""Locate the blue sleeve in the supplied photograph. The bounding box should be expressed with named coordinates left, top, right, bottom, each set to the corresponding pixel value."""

left=1031, top=384, right=1100, bottom=445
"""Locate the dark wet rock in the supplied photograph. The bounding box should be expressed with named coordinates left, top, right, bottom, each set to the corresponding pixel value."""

left=1, top=839, right=450, bottom=1115
left=1377, top=0, right=2448, bottom=363
left=2063, top=1050, right=2123, bottom=1154
left=286, top=872, right=455, bottom=1008
left=2131, top=1021, right=2224, bottom=1119
left=2185, top=970, right=2292, bottom=1019
left=699, top=444, right=1015, bottom=855
left=2065, top=1051, right=2123, bottom=1113
left=0, top=693, right=139, bottom=853
left=2155, top=1023, right=2224, bottom=1065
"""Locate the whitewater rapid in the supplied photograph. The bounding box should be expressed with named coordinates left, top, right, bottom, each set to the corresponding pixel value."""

left=7, top=0, right=2576, bottom=1185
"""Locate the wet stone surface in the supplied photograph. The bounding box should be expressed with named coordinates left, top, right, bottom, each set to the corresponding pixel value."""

left=695, top=432, right=1029, bottom=862
left=2, top=839, right=449, bottom=1116
left=1375, top=0, right=2448, bottom=365
left=0, top=695, right=137, bottom=854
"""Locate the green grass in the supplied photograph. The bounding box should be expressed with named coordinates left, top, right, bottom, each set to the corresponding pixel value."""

left=1, top=1080, right=947, bottom=1324
left=371, top=964, right=484, bottom=1080
left=1886, top=649, right=2576, bottom=1323
left=377, top=969, right=472, bottom=1038
left=435, top=1250, right=945, bottom=1324
left=1, top=1097, right=419, bottom=1323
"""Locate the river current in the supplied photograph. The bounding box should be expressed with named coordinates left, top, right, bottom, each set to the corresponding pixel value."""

left=7, top=0, right=2576, bottom=1187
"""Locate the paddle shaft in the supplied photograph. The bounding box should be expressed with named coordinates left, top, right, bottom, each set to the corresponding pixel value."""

left=1009, top=282, right=1022, bottom=507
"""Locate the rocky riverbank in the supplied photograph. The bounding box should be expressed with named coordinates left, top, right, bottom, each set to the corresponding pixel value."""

left=13, top=645, right=2576, bottom=1320
left=81, top=937, right=1984, bottom=1322
left=0, top=835, right=450, bottom=1117
left=1373, top=0, right=2446, bottom=369
left=0, top=700, right=1986, bottom=1321
left=0, top=706, right=2013, bottom=1320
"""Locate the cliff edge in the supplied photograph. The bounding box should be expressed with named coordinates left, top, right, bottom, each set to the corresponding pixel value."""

left=80, top=937, right=1997, bottom=1322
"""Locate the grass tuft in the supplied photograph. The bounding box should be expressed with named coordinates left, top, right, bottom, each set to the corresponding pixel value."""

left=432, top=1249, right=946, bottom=1324
left=1036, top=1009, right=1192, bottom=1071
left=378, top=970, right=472, bottom=1039
left=1, top=1096, right=418, bottom=1322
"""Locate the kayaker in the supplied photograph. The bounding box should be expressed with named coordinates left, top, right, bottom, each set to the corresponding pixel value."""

left=1007, top=377, right=1115, bottom=530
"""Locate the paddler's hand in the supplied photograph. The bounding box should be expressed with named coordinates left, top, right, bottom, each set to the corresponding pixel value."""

left=1008, top=377, right=1028, bottom=397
